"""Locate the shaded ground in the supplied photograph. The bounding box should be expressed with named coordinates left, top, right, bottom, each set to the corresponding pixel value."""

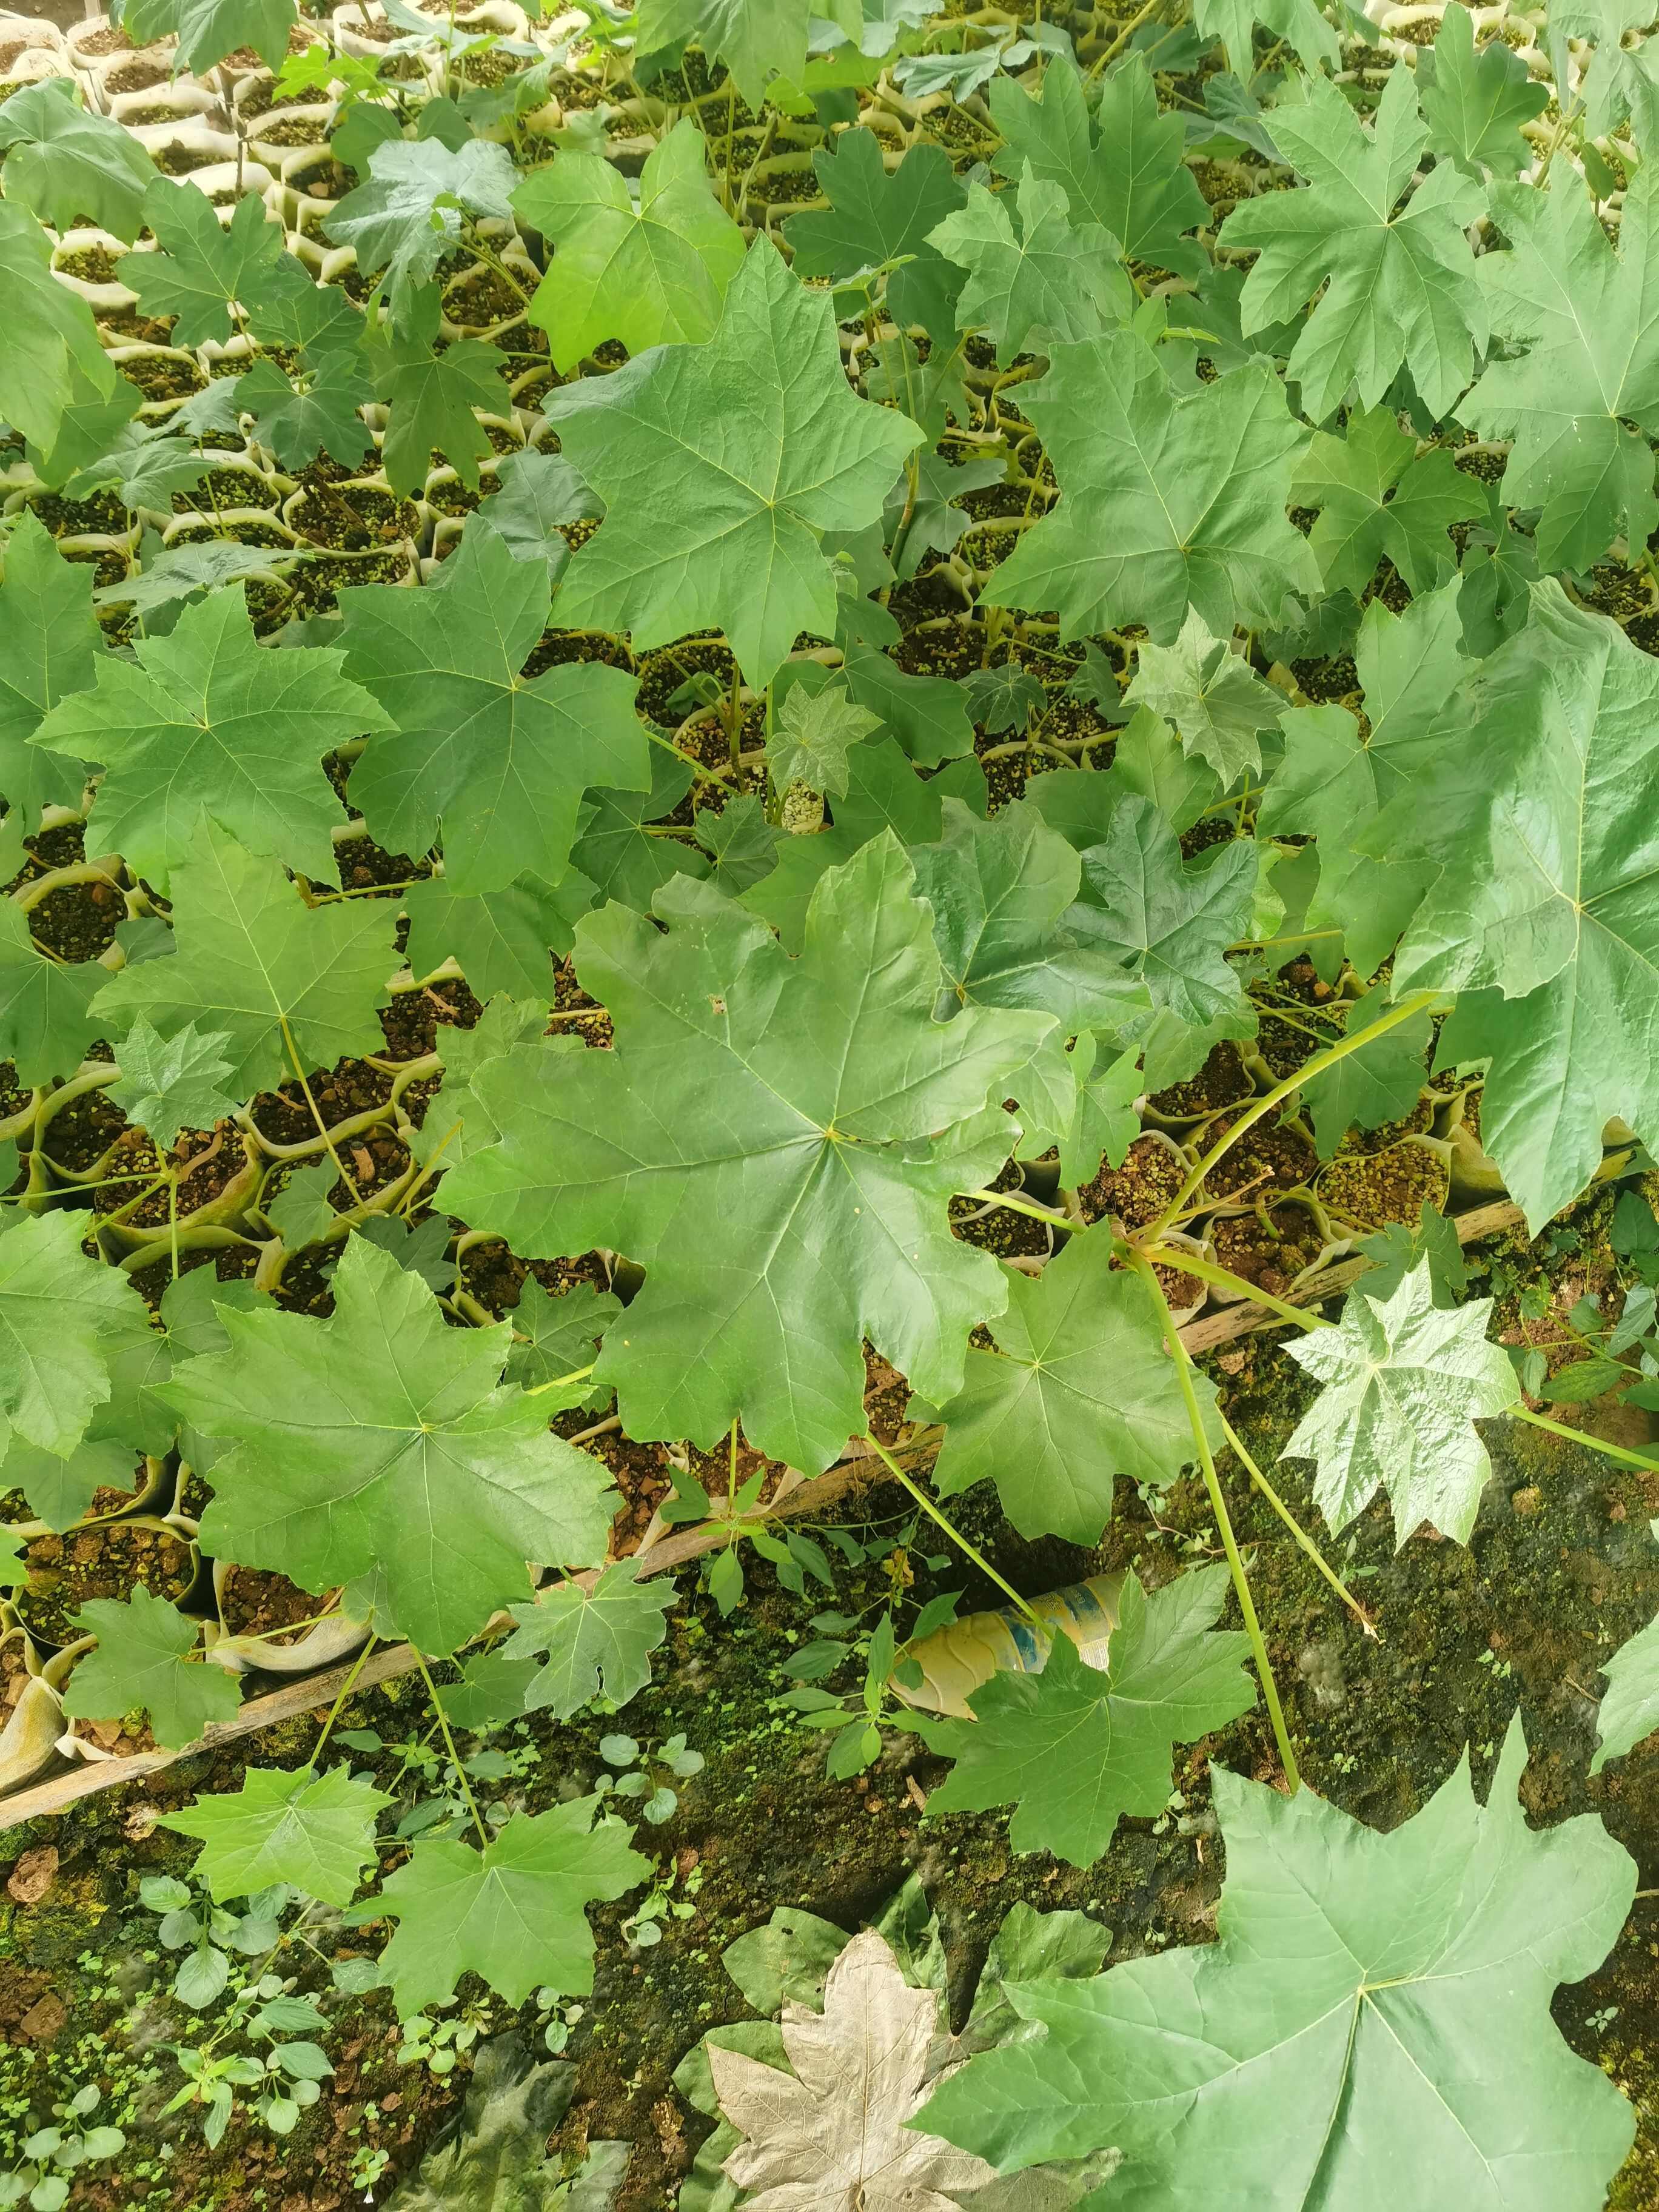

left=1, top=1193, right=1657, bottom=2205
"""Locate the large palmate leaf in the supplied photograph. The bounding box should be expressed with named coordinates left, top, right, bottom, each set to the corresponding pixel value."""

left=159, top=1239, right=617, bottom=1654
left=1123, top=609, right=1282, bottom=783
left=633, top=0, right=861, bottom=107
left=0, top=512, right=106, bottom=825
left=1259, top=581, right=1466, bottom=977
left=0, top=1434, right=141, bottom=1535
left=90, top=820, right=399, bottom=1098
left=919, top=1567, right=1255, bottom=1865
left=61, top=1587, right=241, bottom=1751
left=235, top=354, right=376, bottom=472
left=920, top=1717, right=1637, bottom=2210
left=0, top=79, right=155, bottom=242
left=1418, top=1, right=1548, bottom=176
left=34, top=585, right=384, bottom=890
left=499, top=1558, right=679, bottom=1720
left=544, top=239, right=924, bottom=688
left=159, top=1765, right=392, bottom=1906
left=0, top=1210, right=135, bottom=1458
left=0, top=899, right=105, bottom=1094
left=447, top=835, right=1050, bottom=1473
left=708, top=1929, right=997, bottom=2210
left=984, top=330, right=1318, bottom=644
left=327, top=139, right=519, bottom=330
left=989, top=55, right=1207, bottom=279
left=515, top=119, right=745, bottom=370
left=339, top=527, right=647, bottom=894
left=925, top=1235, right=1216, bottom=1544
left=1281, top=1258, right=1519, bottom=1543
left=377, top=1798, right=649, bottom=2017
left=929, top=169, right=1131, bottom=363
left=1375, top=583, right=1659, bottom=1225
left=782, top=127, right=965, bottom=338
left=0, top=202, right=118, bottom=455
left=1218, top=68, right=1485, bottom=423
left=1591, top=1608, right=1659, bottom=1772
left=1291, top=406, right=1486, bottom=599
left=1461, top=166, right=1659, bottom=570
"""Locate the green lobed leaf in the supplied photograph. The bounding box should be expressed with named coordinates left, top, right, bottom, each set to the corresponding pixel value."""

left=919, top=1567, right=1255, bottom=1865
left=159, top=1765, right=392, bottom=1905
left=0, top=514, right=107, bottom=826
left=61, top=1586, right=242, bottom=1751
left=447, top=833, right=1050, bottom=1472
left=0, top=78, right=155, bottom=242
left=0, top=1207, right=135, bottom=1459
left=1123, top=609, right=1282, bottom=785
left=0, top=201, right=118, bottom=455
left=122, top=181, right=288, bottom=349
left=514, top=119, right=745, bottom=370
left=340, top=525, right=648, bottom=894
left=1218, top=67, right=1486, bottom=424
left=34, top=586, right=386, bottom=891
left=983, top=329, right=1318, bottom=645
left=159, top=1238, right=618, bottom=1654
left=782, top=127, right=965, bottom=339
left=1290, top=406, right=1486, bottom=601
left=499, top=1558, right=680, bottom=1720
left=925, top=1233, right=1218, bottom=1545
left=1417, top=2, right=1548, bottom=177
left=1298, top=983, right=1433, bottom=1159
left=107, top=1016, right=241, bottom=1153
left=90, top=817, right=400, bottom=1105
left=544, top=238, right=923, bottom=689
left=930, top=167, right=1132, bottom=364
left=377, top=1798, right=650, bottom=2017
left=918, top=1715, right=1637, bottom=2208
left=327, top=138, right=519, bottom=331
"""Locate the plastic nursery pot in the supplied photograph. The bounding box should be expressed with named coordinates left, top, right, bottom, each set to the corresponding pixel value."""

left=1316, top=1132, right=1455, bottom=1234
left=108, top=80, right=227, bottom=132
left=948, top=1162, right=1061, bottom=1273
left=10, top=482, right=142, bottom=560
left=51, top=227, right=144, bottom=313
left=1141, top=1039, right=1259, bottom=1133
left=105, top=341, right=210, bottom=423
left=1438, top=1082, right=1508, bottom=1200
left=1191, top=1107, right=1319, bottom=1206
left=204, top=1561, right=372, bottom=1677
left=0, top=15, right=65, bottom=67
left=1, top=1452, right=175, bottom=1539
left=1136, top=1228, right=1214, bottom=1327
left=211, top=14, right=324, bottom=92
left=0, top=1609, right=69, bottom=1795
left=65, top=15, right=175, bottom=78
left=1065, top=1127, right=1191, bottom=1234
left=0, top=43, right=65, bottom=99
left=282, top=475, right=426, bottom=558
left=1206, top=1194, right=1347, bottom=1304
left=33, top=1064, right=130, bottom=1190
left=441, top=256, right=541, bottom=343
left=12, top=1516, right=199, bottom=1654
left=96, top=1125, right=265, bottom=1253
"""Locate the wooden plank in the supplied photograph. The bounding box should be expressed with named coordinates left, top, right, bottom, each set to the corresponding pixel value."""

left=0, top=1196, right=1532, bottom=1831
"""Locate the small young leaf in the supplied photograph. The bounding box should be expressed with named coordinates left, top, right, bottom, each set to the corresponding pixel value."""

left=61, top=1587, right=242, bottom=1751
left=501, top=1560, right=679, bottom=1721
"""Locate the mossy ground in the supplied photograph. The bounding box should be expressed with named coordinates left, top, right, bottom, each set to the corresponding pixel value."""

left=2, top=1195, right=1658, bottom=2204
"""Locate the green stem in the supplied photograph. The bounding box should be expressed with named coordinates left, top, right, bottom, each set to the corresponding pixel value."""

left=859, top=1431, right=1041, bottom=1626
left=311, top=1632, right=380, bottom=1767
left=278, top=1014, right=366, bottom=1208
left=415, top=1652, right=490, bottom=1848
left=1138, top=1244, right=1338, bottom=1332
left=1138, top=1255, right=1300, bottom=1791
left=1511, top=1403, right=1659, bottom=1476
left=1148, top=988, right=1443, bottom=1238
left=524, top=1361, right=596, bottom=1397
left=1217, top=1413, right=1376, bottom=1637
left=959, top=1185, right=1071, bottom=1227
